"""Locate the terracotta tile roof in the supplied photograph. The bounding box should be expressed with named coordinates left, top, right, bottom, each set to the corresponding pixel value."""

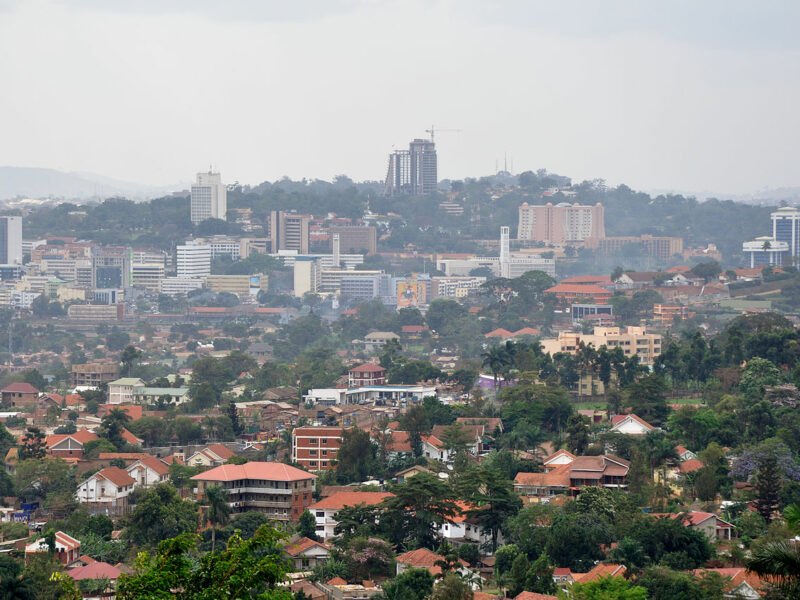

left=46, top=429, right=99, bottom=448
left=308, top=491, right=393, bottom=510
left=514, top=592, right=558, bottom=600
left=544, top=284, right=611, bottom=295
left=573, top=563, right=626, bottom=583
left=206, top=444, right=236, bottom=460
left=284, top=537, right=330, bottom=556
left=94, top=467, right=135, bottom=488
left=485, top=328, right=514, bottom=338
left=191, top=462, right=316, bottom=483
left=98, top=452, right=150, bottom=460
left=130, top=455, right=171, bottom=476
left=396, top=548, right=466, bottom=575
left=327, top=577, right=347, bottom=585
left=68, top=561, right=121, bottom=581
left=161, top=455, right=185, bottom=465
left=543, top=449, right=576, bottom=464
left=1, top=383, right=38, bottom=394
left=692, top=568, right=764, bottom=593
left=610, top=413, right=655, bottom=431
left=349, top=363, right=387, bottom=373
left=514, top=464, right=572, bottom=488
left=680, top=458, right=705, bottom=474
left=121, top=428, right=143, bottom=446
left=560, top=275, right=613, bottom=285
left=100, top=405, right=143, bottom=421
left=431, top=424, right=482, bottom=442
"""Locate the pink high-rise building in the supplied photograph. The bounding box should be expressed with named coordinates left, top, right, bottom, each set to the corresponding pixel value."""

left=518, top=202, right=605, bottom=243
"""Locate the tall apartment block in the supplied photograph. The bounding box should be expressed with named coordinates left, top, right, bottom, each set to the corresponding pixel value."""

left=518, top=202, right=605, bottom=244
left=384, top=138, right=437, bottom=196
left=190, top=170, right=227, bottom=225
left=0, top=217, right=23, bottom=265
left=772, top=206, right=800, bottom=264
left=176, top=241, right=211, bottom=279
left=265, top=211, right=312, bottom=253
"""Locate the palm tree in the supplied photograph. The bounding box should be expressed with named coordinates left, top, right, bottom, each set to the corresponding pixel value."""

left=204, top=485, right=231, bottom=552
left=482, top=345, right=510, bottom=391
left=746, top=503, right=800, bottom=595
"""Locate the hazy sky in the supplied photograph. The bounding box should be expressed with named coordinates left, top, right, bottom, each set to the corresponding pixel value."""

left=1, top=0, right=799, bottom=195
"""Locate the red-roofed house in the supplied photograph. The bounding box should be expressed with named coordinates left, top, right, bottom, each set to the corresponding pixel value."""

left=560, top=275, right=613, bottom=286
left=679, top=458, right=705, bottom=474
left=440, top=501, right=493, bottom=548
left=67, top=560, right=122, bottom=583
left=543, top=449, right=576, bottom=470
left=652, top=512, right=734, bottom=540
left=1, top=382, right=39, bottom=408
left=126, top=456, right=171, bottom=487
left=572, top=563, right=626, bottom=583
left=609, top=414, right=655, bottom=436
left=191, top=462, right=316, bottom=522
left=308, top=491, right=394, bottom=538
left=515, top=455, right=630, bottom=500
left=284, top=537, right=331, bottom=570
left=121, top=427, right=144, bottom=446
left=26, top=531, right=81, bottom=566
left=76, top=467, right=136, bottom=512
left=46, top=429, right=99, bottom=458
left=348, top=363, right=386, bottom=387
left=396, top=548, right=469, bottom=577
left=187, top=444, right=237, bottom=467
left=692, top=568, right=764, bottom=599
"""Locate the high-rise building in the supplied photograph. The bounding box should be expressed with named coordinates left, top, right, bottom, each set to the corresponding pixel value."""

left=276, top=212, right=311, bottom=253
left=190, top=170, right=227, bottom=225
left=771, top=206, right=800, bottom=264
left=91, top=247, right=130, bottom=290
left=384, top=138, right=437, bottom=196
left=176, top=241, right=211, bottom=279
left=518, top=202, right=605, bottom=243
left=0, top=217, right=23, bottom=265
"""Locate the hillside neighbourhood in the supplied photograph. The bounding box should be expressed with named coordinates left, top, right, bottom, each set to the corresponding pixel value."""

left=0, top=173, right=799, bottom=599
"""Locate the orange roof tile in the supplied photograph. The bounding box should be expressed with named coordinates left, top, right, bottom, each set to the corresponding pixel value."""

left=192, top=462, right=316, bottom=483
left=308, top=491, right=393, bottom=510
left=285, top=537, right=329, bottom=556
left=94, top=467, right=135, bottom=488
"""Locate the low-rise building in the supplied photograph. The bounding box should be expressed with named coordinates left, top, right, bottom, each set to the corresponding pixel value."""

left=609, top=414, right=655, bottom=436
left=107, top=378, right=145, bottom=405
left=191, top=462, right=317, bottom=521
left=70, top=363, right=119, bottom=387
left=126, top=456, right=171, bottom=488
left=25, top=532, right=81, bottom=566
left=348, top=363, right=386, bottom=387
left=76, top=467, right=136, bottom=512
left=186, top=444, right=237, bottom=468
left=1, top=382, right=39, bottom=408
left=284, top=537, right=331, bottom=571
left=46, top=429, right=100, bottom=458
left=308, top=491, right=394, bottom=538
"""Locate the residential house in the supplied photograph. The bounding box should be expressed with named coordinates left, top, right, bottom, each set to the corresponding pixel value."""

left=515, top=455, right=630, bottom=501
left=363, top=331, right=400, bottom=353
left=186, top=444, right=237, bottom=467
left=1, top=382, right=39, bottom=408
left=67, top=561, right=122, bottom=593
left=543, top=449, right=576, bottom=470
left=692, top=568, right=763, bottom=599
left=191, top=462, right=316, bottom=521
left=396, top=548, right=473, bottom=582
left=284, top=537, right=331, bottom=571
left=394, top=464, right=431, bottom=484
left=133, top=387, right=189, bottom=406
left=652, top=512, right=734, bottom=541
left=571, top=563, right=626, bottom=583
left=76, top=467, right=136, bottom=513
left=126, top=456, right=171, bottom=488
left=308, top=491, right=394, bottom=539
left=609, top=414, right=655, bottom=436
left=440, top=501, right=494, bottom=548
left=513, top=593, right=558, bottom=600
left=107, top=378, right=144, bottom=405
left=70, top=363, right=119, bottom=387
left=46, top=429, right=99, bottom=458
left=25, top=531, right=81, bottom=566
left=422, top=423, right=484, bottom=462
left=676, top=445, right=698, bottom=462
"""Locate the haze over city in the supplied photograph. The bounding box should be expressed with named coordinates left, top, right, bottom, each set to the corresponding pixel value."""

left=1, top=0, right=799, bottom=195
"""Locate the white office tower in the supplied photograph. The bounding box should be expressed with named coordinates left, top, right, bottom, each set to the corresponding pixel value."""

left=500, top=226, right=510, bottom=278
left=176, top=241, right=212, bottom=279
left=190, top=170, right=227, bottom=225
left=0, top=217, right=23, bottom=265
left=332, top=233, right=341, bottom=269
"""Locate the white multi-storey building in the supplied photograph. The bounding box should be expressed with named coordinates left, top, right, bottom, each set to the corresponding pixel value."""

left=0, top=217, right=23, bottom=266
left=176, top=241, right=211, bottom=279
left=190, top=170, right=227, bottom=225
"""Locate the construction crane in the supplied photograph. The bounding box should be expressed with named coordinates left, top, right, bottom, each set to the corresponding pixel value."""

left=425, top=125, right=462, bottom=143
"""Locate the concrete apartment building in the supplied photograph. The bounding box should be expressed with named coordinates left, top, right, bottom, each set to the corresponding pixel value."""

left=540, top=326, right=662, bottom=365
left=190, top=170, right=227, bottom=224
left=329, top=226, right=377, bottom=254
left=518, top=202, right=605, bottom=243
left=292, top=426, right=344, bottom=471
left=191, top=462, right=316, bottom=521
left=265, top=211, right=312, bottom=253
left=384, top=138, right=437, bottom=196
left=0, top=216, right=23, bottom=265
left=70, top=363, right=119, bottom=387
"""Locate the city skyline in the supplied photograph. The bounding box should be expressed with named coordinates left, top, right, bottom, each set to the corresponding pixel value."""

left=1, top=1, right=799, bottom=197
